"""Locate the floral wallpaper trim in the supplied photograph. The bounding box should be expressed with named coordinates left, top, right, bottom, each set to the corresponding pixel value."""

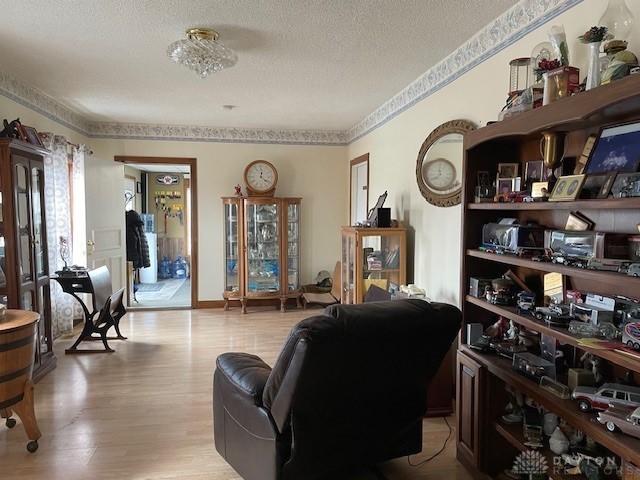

left=88, top=122, right=347, bottom=146
left=0, top=71, right=90, bottom=134
left=346, top=0, right=584, bottom=144
left=0, top=0, right=583, bottom=147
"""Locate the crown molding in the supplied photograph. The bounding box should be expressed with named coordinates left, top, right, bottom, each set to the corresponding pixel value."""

left=0, top=0, right=582, bottom=147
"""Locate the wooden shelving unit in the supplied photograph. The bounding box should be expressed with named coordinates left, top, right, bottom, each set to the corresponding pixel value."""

left=456, top=74, right=640, bottom=479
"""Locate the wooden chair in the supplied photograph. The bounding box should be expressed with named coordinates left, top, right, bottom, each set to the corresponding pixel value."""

left=301, top=261, right=341, bottom=308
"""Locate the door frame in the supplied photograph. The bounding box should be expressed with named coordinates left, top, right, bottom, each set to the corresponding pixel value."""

left=115, top=155, right=199, bottom=308
left=350, top=153, right=369, bottom=225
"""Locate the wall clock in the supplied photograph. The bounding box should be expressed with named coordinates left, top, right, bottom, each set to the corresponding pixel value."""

left=416, top=119, right=477, bottom=207
left=244, top=159, right=278, bottom=196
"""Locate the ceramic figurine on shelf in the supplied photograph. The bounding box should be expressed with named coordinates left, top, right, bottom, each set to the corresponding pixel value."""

left=234, top=184, right=242, bottom=197
left=501, top=385, right=524, bottom=424
left=484, top=316, right=508, bottom=339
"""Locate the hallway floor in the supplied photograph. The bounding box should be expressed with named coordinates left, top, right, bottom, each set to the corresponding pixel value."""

left=130, top=277, right=191, bottom=309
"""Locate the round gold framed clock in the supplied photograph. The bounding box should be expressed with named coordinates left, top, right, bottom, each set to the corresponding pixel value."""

left=423, top=158, right=456, bottom=191
left=244, top=159, right=278, bottom=196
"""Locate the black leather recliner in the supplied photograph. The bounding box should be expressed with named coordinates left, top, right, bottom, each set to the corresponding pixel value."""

left=213, top=299, right=461, bottom=480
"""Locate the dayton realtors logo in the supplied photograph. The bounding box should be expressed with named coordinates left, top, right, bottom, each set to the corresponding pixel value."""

left=512, top=450, right=548, bottom=476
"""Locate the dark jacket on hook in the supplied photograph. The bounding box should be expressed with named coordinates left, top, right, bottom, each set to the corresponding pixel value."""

left=126, top=210, right=151, bottom=269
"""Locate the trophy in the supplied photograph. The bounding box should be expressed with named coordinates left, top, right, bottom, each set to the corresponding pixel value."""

left=540, top=130, right=566, bottom=187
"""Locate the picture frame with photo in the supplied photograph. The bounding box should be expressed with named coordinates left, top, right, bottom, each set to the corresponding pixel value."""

left=22, top=125, right=45, bottom=148
left=524, top=160, right=544, bottom=188
left=549, top=174, right=586, bottom=202
left=496, top=177, right=515, bottom=196
left=497, top=163, right=519, bottom=178
left=611, top=172, right=640, bottom=198
left=597, top=171, right=618, bottom=199
left=579, top=173, right=608, bottom=199
left=477, top=170, right=491, bottom=187
left=584, top=120, right=640, bottom=174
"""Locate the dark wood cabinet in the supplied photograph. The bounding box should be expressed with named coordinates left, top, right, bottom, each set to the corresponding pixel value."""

left=457, top=75, right=640, bottom=478
left=0, top=139, right=56, bottom=381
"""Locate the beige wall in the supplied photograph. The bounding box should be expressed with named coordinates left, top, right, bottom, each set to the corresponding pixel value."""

left=92, top=138, right=348, bottom=301
left=347, top=0, right=640, bottom=306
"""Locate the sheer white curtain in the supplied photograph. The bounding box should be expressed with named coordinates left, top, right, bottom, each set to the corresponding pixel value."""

left=40, top=133, right=74, bottom=338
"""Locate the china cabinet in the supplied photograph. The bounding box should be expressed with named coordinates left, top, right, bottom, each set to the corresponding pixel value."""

left=340, top=226, right=406, bottom=304
left=222, top=196, right=302, bottom=313
left=0, top=139, right=55, bottom=381
left=457, top=75, right=640, bottom=478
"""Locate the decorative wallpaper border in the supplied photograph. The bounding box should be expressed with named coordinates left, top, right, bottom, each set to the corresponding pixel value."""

left=88, top=122, right=347, bottom=146
left=346, top=0, right=584, bottom=144
left=0, top=0, right=582, bottom=146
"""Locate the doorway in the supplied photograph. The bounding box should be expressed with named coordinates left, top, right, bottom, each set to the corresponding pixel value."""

left=350, top=154, right=369, bottom=225
left=116, top=156, right=198, bottom=309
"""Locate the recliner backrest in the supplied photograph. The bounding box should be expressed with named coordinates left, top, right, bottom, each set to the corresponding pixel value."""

left=262, top=299, right=461, bottom=479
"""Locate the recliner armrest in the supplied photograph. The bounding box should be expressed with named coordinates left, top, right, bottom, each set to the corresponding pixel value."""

left=216, top=352, right=272, bottom=406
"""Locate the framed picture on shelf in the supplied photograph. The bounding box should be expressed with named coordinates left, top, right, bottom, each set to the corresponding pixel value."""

left=496, top=177, right=514, bottom=195
left=22, top=125, right=45, bottom=148
left=584, top=121, right=640, bottom=174
left=597, top=171, right=618, bottom=199
left=579, top=173, right=608, bottom=199
left=497, top=163, right=519, bottom=178
left=549, top=174, right=586, bottom=202
left=524, top=160, right=544, bottom=186
left=477, top=170, right=491, bottom=187
left=611, top=172, right=640, bottom=198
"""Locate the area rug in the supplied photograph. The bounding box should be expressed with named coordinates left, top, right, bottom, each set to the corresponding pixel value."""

left=135, top=282, right=164, bottom=292
left=135, top=278, right=185, bottom=301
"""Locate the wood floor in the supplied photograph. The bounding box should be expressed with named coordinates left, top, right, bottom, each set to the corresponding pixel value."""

left=1, top=307, right=474, bottom=479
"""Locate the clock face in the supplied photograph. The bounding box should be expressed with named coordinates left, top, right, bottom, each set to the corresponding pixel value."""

left=423, top=158, right=456, bottom=191
left=244, top=160, right=278, bottom=193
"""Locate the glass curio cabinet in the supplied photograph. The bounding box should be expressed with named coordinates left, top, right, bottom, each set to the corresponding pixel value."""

left=341, top=226, right=407, bottom=304
left=222, top=196, right=302, bottom=313
left=0, top=139, right=55, bottom=381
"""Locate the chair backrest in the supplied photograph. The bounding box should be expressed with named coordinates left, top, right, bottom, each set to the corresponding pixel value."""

left=262, top=299, right=461, bottom=479
left=88, top=266, right=113, bottom=313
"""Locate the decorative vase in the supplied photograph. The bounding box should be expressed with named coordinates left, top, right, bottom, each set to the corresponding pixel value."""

left=586, top=41, right=603, bottom=91
left=599, top=0, right=634, bottom=41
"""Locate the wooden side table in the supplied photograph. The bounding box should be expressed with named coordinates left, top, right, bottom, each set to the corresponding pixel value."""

left=0, top=310, right=42, bottom=452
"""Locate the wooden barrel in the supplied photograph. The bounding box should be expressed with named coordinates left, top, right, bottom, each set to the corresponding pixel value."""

left=0, top=310, right=39, bottom=410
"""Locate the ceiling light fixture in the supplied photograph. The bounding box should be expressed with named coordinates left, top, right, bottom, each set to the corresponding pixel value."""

left=167, top=28, right=237, bottom=78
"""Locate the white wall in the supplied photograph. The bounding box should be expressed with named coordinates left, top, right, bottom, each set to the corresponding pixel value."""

left=347, top=0, right=640, bottom=306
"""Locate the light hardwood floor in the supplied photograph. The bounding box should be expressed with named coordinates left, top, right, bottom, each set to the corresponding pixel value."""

left=1, top=307, right=474, bottom=479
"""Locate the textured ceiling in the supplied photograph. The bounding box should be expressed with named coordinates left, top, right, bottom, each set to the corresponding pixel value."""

left=0, top=0, right=519, bottom=132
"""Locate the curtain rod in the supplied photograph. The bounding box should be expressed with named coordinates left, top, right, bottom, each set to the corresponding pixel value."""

left=67, top=141, right=93, bottom=155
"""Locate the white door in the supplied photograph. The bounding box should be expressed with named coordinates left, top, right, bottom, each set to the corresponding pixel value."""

left=85, top=156, right=126, bottom=291
left=350, top=154, right=369, bottom=225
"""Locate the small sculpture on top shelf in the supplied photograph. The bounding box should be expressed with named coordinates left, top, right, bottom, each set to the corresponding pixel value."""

left=0, top=118, right=22, bottom=139
left=234, top=184, right=242, bottom=197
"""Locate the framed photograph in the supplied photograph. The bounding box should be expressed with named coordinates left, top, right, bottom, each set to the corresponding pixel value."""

left=597, top=171, right=618, bottom=199
left=136, top=181, right=142, bottom=194
left=579, top=173, right=608, bottom=199
left=584, top=121, right=640, bottom=174
left=549, top=174, right=586, bottom=202
left=611, top=172, right=640, bottom=198
left=497, top=163, right=519, bottom=178
left=477, top=170, right=490, bottom=187
left=574, top=134, right=597, bottom=174
left=22, top=125, right=44, bottom=148
left=496, top=177, right=514, bottom=196
left=524, top=160, right=544, bottom=187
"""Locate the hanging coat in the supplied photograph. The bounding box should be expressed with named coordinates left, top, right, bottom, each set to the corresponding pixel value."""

left=126, top=210, right=151, bottom=269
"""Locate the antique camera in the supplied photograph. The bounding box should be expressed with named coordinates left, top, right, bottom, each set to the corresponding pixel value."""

left=545, top=230, right=629, bottom=258
left=482, top=222, right=545, bottom=253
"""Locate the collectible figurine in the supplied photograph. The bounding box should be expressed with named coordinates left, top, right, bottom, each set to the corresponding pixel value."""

left=234, top=184, right=242, bottom=197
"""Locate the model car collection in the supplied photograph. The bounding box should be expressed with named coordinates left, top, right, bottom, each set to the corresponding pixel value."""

left=571, top=383, right=640, bottom=412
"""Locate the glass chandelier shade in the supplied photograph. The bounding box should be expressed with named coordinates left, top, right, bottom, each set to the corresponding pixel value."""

left=167, top=28, right=237, bottom=78
left=599, top=0, right=634, bottom=41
